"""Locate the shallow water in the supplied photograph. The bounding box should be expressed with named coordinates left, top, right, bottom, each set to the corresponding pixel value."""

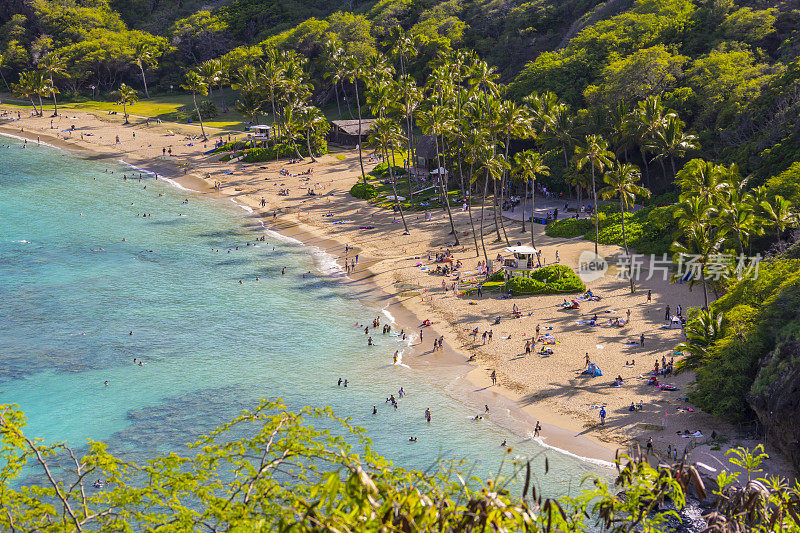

left=0, top=137, right=604, bottom=499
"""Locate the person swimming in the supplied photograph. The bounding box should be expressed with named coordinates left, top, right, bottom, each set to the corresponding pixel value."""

left=372, top=406, right=377, bottom=415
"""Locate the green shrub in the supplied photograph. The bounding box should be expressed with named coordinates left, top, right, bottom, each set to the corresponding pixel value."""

left=240, top=139, right=329, bottom=163
left=481, top=281, right=505, bottom=291
left=350, top=182, right=378, bottom=199
left=507, top=265, right=585, bottom=294
left=369, top=162, right=406, bottom=178
left=545, top=217, right=593, bottom=238
left=487, top=270, right=505, bottom=282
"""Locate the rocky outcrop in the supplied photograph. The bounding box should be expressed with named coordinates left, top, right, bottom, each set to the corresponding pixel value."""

left=748, top=337, right=800, bottom=473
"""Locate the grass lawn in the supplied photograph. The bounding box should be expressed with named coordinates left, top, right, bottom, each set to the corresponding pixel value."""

left=0, top=90, right=249, bottom=131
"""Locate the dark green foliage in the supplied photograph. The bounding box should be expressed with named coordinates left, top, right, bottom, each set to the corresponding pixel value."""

left=507, top=265, right=586, bottom=294
left=689, top=259, right=800, bottom=422
left=349, top=182, right=378, bottom=199
left=546, top=205, right=678, bottom=255
left=240, top=139, right=328, bottom=162
left=369, top=162, right=406, bottom=178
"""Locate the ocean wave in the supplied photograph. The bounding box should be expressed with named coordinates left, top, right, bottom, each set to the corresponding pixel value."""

left=117, top=160, right=196, bottom=192
left=0, top=131, right=57, bottom=148
left=529, top=434, right=615, bottom=468
left=229, top=199, right=254, bottom=213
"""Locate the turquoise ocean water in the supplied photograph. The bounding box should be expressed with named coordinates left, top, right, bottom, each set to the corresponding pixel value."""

left=0, top=136, right=603, bottom=498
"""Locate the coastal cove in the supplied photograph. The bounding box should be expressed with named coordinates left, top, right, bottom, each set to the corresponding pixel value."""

left=0, top=134, right=613, bottom=499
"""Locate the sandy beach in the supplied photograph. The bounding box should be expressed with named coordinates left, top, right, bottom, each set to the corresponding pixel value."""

left=1, top=107, right=792, bottom=478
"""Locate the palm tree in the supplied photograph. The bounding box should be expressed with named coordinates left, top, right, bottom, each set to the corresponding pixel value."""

left=322, top=38, right=345, bottom=117
left=132, top=40, right=157, bottom=98
left=574, top=134, right=615, bottom=255
left=296, top=105, right=329, bottom=163
left=635, top=95, right=671, bottom=187
left=396, top=75, right=422, bottom=204
left=759, top=195, right=798, bottom=248
left=260, top=50, right=287, bottom=146
left=675, top=308, right=722, bottom=372
left=476, top=153, right=508, bottom=264
left=674, top=196, right=716, bottom=230
left=38, top=52, right=66, bottom=116
left=281, top=103, right=306, bottom=160
left=514, top=150, right=549, bottom=251
left=418, top=105, right=459, bottom=244
left=496, top=100, right=533, bottom=245
left=13, top=71, right=45, bottom=116
left=547, top=103, right=574, bottom=170
left=649, top=115, right=698, bottom=177
left=344, top=55, right=368, bottom=184
left=197, top=59, right=221, bottom=100
left=180, top=71, right=208, bottom=140
left=671, top=223, right=725, bottom=308
left=675, top=159, right=729, bottom=202
left=116, top=83, right=139, bottom=125
left=370, top=117, right=410, bottom=235
left=600, top=162, right=651, bottom=293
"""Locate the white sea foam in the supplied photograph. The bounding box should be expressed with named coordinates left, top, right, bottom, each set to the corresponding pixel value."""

left=529, top=434, right=615, bottom=468
left=310, top=246, right=344, bottom=276
left=117, top=160, right=197, bottom=192
left=230, top=199, right=254, bottom=213
left=0, top=131, right=55, bottom=148
left=264, top=228, right=303, bottom=245
left=381, top=308, right=396, bottom=324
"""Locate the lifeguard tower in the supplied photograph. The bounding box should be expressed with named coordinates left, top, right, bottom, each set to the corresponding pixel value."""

left=502, top=245, right=539, bottom=278
left=247, top=125, right=272, bottom=144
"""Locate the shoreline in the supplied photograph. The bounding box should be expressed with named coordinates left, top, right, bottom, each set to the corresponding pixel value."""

left=0, top=120, right=622, bottom=465
left=2, top=110, right=793, bottom=479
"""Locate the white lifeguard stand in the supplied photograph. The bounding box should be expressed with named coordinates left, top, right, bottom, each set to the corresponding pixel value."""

left=247, top=125, right=272, bottom=141
left=502, top=246, right=538, bottom=278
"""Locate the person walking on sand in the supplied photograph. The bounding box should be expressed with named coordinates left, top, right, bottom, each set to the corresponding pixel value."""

left=640, top=333, right=645, bottom=347
left=665, top=305, right=671, bottom=321
left=599, top=406, right=606, bottom=425
left=525, top=340, right=531, bottom=354
left=488, top=330, right=493, bottom=343
left=490, top=370, right=497, bottom=385
left=646, top=436, right=653, bottom=456
left=534, top=421, right=541, bottom=437
left=482, top=331, right=487, bottom=344
left=647, top=289, right=651, bottom=302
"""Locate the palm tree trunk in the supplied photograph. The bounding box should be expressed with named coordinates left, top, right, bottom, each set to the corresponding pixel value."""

left=521, top=185, right=527, bottom=233
left=670, top=156, right=677, bottom=178
left=591, top=165, right=599, bottom=255
left=480, top=174, right=489, bottom=265
left=49, top=74, right=58, bottom=116
left=192, top=92, right=206, bottom=139
left=465, top=168, right=480, bottom=258
left=434, top=133, right=458, bottom=243
left=640, top=146, right=650, bottom=188
left=333, top=82, right=341, bottom=117
left=122, top=101, right=128, bottom=124
left=306, top=129, right=317, bottom=162
left=29, top=96, right=39, bottom=117
left=530, top=177, right=536, bottom=251
left=491, top=177, right=502, bottom=242
left=343, top=81, right=355, bottom=119
left=621, top=198, right=634, bottom=293
left=37, top=94, right=44, bottom=117
left=498, top=134, right=511, bottom=246
left=354, top=81, right=366, bottom=185
left=138, top=62, right=150, bottom=98
left=701, top=265, right=708, bottom=309
left=658, top=158, right=668, bottom=188
left=405, top=115, right=415, bottom=207
left=269, top=88, right=279, bottom=163
left=389, top=150, right=409, bottom=235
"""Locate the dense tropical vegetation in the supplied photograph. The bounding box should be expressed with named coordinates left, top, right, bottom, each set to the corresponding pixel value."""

left=2, top=401, right=799, bottom=531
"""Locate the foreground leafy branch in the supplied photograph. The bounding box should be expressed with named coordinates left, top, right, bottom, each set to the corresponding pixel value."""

left=0, top=402, right=797, bottom=531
